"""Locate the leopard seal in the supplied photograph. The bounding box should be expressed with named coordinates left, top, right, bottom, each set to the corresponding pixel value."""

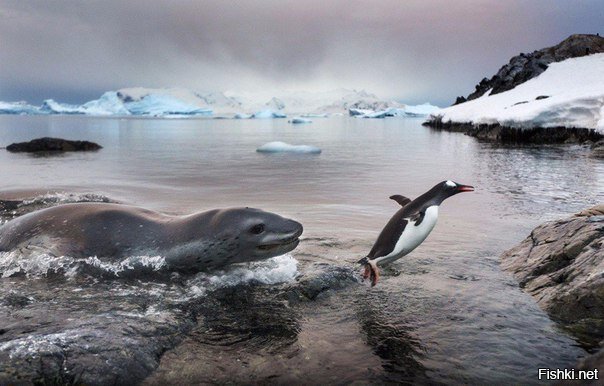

left=0, top=203, right=303, bottom=272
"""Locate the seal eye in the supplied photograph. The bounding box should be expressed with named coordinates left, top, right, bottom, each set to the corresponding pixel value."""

left=250, top=224, right=265, bottom=234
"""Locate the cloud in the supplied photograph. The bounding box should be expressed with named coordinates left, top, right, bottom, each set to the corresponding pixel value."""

left=0, top=0, right=602, bottom=105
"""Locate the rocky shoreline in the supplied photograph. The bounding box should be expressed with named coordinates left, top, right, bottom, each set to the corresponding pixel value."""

left=423, top=118, right=603, bottom=144
left=500, top=205, right=604, bottom=375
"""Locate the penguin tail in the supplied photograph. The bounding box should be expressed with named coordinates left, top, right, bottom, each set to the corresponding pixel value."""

left=358, top=257, right=380, bottom=287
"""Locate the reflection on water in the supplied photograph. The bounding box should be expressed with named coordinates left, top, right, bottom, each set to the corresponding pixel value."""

left=0, top=115, right=602, bottom=384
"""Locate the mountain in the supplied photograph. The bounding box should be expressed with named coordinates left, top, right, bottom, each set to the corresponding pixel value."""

left=425, top=35, right=604, bottom=142
left=454, top=34, right=604, bottom=105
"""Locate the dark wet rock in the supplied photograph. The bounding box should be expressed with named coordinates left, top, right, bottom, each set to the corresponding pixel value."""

left=6, top=137, right=102, bottom=153
left=536, top=95, right=550, bottom=100
left=591, top=140, right=604, bottom=159
left=282, top=263, right=360, bottom=302
left=575, top=345, right=604, bottom=385
left=424, top=119, right=603, bottom=144
left=458, top=34, right=604, bottom=104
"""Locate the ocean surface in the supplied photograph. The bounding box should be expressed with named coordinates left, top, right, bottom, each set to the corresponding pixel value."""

left=1, top=115, right=603, bottom=384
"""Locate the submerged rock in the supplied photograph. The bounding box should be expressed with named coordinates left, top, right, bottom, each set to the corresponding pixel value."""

left=6, top=137, right=102, bottom=153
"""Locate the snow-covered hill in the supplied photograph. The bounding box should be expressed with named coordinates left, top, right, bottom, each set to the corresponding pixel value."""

left=0, top=88, right=436, bottom=118
left=429, top=53, right=604, bottom=133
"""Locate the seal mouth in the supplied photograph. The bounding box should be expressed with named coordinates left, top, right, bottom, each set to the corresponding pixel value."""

left=257, top=228, right=303, bottom=252
left=257, top=238, right=300, bottom=251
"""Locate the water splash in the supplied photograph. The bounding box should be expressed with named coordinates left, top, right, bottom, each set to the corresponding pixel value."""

left=0, top=250, right=298, bottom=286
left=185, top=254, right=299, bottom=297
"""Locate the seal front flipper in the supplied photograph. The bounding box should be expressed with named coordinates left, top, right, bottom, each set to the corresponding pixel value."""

left=389, top=195, right=411, bottom=207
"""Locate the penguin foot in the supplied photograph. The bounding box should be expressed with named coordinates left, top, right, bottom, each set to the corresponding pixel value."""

left=360, top=258, right=380, bottom=287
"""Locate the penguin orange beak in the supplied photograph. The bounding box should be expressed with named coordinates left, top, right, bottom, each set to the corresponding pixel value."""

left=457, top=185, right=475, bottom=192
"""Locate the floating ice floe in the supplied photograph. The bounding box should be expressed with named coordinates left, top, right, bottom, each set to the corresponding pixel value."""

left=256, top=141, right=322, bottom=154
left=288, top=117, right=312, bottom=124
left=300, top=113, right=329, bottom=118
left=252, top=110, right=287, bottom=119
left=352, top=103, right=440, bottom=119
left=432, top=53, right=604, bottom=133
left=233, top=113, right=253, bottom=119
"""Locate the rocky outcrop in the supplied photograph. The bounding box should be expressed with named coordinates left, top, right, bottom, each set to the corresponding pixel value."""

left=501, top=205, right=604, bottom=372
left=6, top=137, right=102, bottom=153
left=423, top=119, right=603, bottom=144
left=501, top=205, right=604, bottom=342
left=454, top=34, right=604, bottom=105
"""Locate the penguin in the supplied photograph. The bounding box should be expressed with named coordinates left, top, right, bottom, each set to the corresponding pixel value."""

left=359, top=180, right=474, bottom=286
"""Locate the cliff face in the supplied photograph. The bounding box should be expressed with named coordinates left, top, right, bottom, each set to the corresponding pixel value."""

left=455, top=34, right=604, bottom=105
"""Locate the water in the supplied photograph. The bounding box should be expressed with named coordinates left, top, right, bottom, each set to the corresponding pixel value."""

left=0, top=115, right=603, bottom=384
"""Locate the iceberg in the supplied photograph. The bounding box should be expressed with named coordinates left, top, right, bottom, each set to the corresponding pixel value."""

left=81, top=92, right=130, bottom=115
left=40, top=99, right=85, bottom=114
left=355, top=103, right=440, bottom=119
left=252, top=110, right=287, bottom=119
left=300, top=113, right=329, bottom=118
left=0, top=101, right=42, bottom=115
left=0, top=87, right=440, bottom=118
left=124, top=94, right=212, bottom=116
left=349, top=108, right=374, bottom=116
left=256, top=141, right=321, bottom=154
left=288, top=117, right=312, bottom=124
left=403, top=103, right=440, bottom=117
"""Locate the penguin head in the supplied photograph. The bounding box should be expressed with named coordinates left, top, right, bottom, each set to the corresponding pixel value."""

left=434, top=180, right=474, bottom=203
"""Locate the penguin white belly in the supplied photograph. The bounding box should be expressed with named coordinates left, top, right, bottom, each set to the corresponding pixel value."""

left=377, top=205, right=439, bottom=266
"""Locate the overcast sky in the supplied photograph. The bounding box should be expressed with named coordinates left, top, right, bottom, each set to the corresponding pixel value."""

left=0, top=0, right=602, bottom=106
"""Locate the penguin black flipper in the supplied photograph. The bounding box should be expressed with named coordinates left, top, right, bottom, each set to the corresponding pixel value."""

left=409, top=210, right=426, bottom=226
left=389, top=195, right=411, bottom=207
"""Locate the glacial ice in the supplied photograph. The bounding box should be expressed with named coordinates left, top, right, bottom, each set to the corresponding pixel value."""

left=124, top=94, right=212, bottom=116
left=253, top=110, right=287, bottom=119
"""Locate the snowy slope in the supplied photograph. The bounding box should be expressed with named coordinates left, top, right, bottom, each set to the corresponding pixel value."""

left=432, top=54, right=604, bottom=133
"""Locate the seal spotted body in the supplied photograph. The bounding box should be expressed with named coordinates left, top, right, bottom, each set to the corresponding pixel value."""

left=360, top=180, right=474, bottom=286
left=0, top=203, right=303, bottom=272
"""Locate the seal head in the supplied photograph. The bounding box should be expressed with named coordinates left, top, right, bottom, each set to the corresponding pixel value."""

left=164, top=207, right=303, bottom=272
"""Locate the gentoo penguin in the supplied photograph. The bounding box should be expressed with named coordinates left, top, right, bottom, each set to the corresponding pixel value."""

left=359, top=180, right=474, bottom=286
